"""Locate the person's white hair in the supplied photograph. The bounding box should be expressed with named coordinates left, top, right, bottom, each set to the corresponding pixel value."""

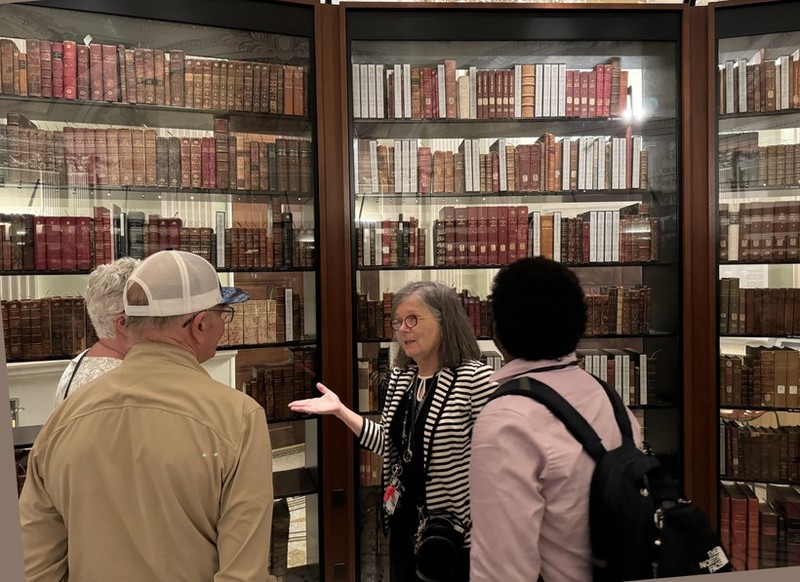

left=85, top=257, right=140, bottom=339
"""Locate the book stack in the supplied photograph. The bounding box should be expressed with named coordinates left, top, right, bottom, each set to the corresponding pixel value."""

left=0, top=37, right=306, bottom=115
left=243, top=346, right=316, bottom=421
left=720, top=348, right=800, bottom=408
left=354, top=133, right=648, bottom=195
left=719, top=279, right=800, bottom=336
left=577, top=348, right=656, bottom=406
left=352, top=57, right=632, bottom=120
left=719, top=47, right=800, bottom=115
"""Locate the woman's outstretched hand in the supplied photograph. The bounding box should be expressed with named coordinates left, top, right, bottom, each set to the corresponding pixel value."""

left=288, top=382, right=342, bottom=416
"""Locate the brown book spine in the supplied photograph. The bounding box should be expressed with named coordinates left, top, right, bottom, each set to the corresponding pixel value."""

left=134, top=48, right=146, bottom=104
left=153, top=49, right=165, bottom=105
left=212, top=59, right=222, bottom=110
left=190, top=137, right=202, bottom=188
left=143, top=48, right=155, bottom=105
left=202, top=58, right=213, bottom=110
left=168, top=137, right=181, bottom=188
left=155, top=136, right=169, bottom=187
left=116, top=45, right=127, bottom=104
left=131, top=129, right=146, bottom=187
left=124, top=49, right=136, bottom=104
left=88, top=44, right=103, bottom=101
left=169, top=49, right=185, bottom=107
left=144, top=129, right=157, bottom=187
left=50, top=42, right=64, bottom=99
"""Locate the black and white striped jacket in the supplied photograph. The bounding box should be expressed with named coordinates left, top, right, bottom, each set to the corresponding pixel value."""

left=359, top=360, right=496, bottom=544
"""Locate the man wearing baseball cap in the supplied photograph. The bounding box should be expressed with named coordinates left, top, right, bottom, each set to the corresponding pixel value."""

left=20, top=251, right=276, bottom=582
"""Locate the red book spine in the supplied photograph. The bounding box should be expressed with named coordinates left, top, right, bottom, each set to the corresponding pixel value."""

left=102, top=44, right=118, bottom=102
left=33, top=216, right=47, bottom=271
left=89, top=44, right=103, bottom=101
left=76, top=216, right=92, bottom=270
left=76, top=44, right=90, bottom=100
left=62, top=40, right=77, bottom=99
left=51, top=42, right=64, bottom=99
left=60, top=216, right=77, bottom=270
left=39, top=40, right=52, bottom=98
left=45, top=216, right=62, bottom=270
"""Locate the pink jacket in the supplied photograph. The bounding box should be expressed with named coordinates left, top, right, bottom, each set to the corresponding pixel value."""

left=469, top=356, right=642, bottom=582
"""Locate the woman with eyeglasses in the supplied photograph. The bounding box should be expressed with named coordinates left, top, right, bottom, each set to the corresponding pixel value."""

left=289, top=280, right=495, bottom=581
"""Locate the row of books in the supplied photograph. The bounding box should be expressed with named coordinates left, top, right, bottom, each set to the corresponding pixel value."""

left=721, top=424, right=800, bottom=485
left=0, top=37, right=307, bottom=115
left=352, top=58, right=630, bottom=120
left=720, top=347, right=800, bottom=409
left=217, top=290, right=304, bottom=347
left=355, top=203, right=658, bottom=268
left=0, top=115, right=313, bottom=193
left=719, top=201, right=800, bottom=263
left=356, top=347, right=391, bottom=414
left=720, top=481, right=800, bottom=570
left=358, top=450, right=383, bottom=487
left=243, top=347, right=316, bottom=422
left=719, top=132, right=800, bottom=191
left=1, top=296, right=97, bottom=361
left=577, top=348, right=656, bottom=406
left=0, top=292, right=308, bottom=363
left=585, top=285, right=652, bottom=336
left=718, top=48, right=800, bottom=115
left=354, top=133, right=648, bottom=195
left=356, top=290, right=495, bottom=341
left=719, top=280, right=800, bottom=337
left=0, top=210, right=312, bottom=272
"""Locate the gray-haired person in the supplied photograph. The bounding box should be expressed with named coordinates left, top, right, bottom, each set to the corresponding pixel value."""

left=55, top=257, right=140, bottom=403
left=290, top=280, right=495, bottom=581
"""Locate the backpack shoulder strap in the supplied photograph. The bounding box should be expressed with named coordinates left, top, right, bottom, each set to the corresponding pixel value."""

left=592, top=375, right=634, bottom=442
left=489, top=376, right=607, bottom=462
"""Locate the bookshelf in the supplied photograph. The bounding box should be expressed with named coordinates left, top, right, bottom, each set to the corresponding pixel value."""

left=714, top=0, right=800, bottom=572
left=0, top=0, right=321, bottom=578
left=343, top=5, right=686, bottom=579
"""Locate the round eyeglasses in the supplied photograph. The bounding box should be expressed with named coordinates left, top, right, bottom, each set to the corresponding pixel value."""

left=390, top=314, right=429, bottom=331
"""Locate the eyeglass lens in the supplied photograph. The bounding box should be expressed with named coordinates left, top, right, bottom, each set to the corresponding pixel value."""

left=391, top=314, right=418, bottom=331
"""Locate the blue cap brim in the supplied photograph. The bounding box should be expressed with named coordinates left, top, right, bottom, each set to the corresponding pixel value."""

left=220, top=287, right=250, bottom=304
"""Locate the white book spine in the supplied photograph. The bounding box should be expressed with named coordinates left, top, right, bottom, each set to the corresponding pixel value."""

left=604, top=210, right=614, bottom=262
left=543, top=63, right=552, bottom=117
left=215, top=211, right=226, bottom=268
left=411, top=140, right=418, bottom=193
left=463, top=140, right=473, bottom=193
left=393, top=64, right=403, bottom=119
left=589, top=210, right=598, bottom=263
left=535, top=63, right=544, bottom=118
left=352, top=63, right=361, bottom=118
left=394, top=139, right=403, bottom=193
left=737, top=59, right=747, bottom=113
left=639, top=353, right=648, bottom=405
left=367, top=63, right=377, bottom=118
left=724, top=60, right=735, bottom=114
left=552, top=211, right=562, bottom=262
left=284, top=288, right=293, bottom=342
left=376, top=64, right=385, bottom=119
left=360, top=64, right=370, bottom=120
left=437, top=63, right=447, bottom=119
left=596, top=137, right=606, bottom=192
left=611, top=210, right=620, bottom=262
left=497, top=138, right=507, bottom=192
left=471, top=139, right=481, bottom=193
left=369, top=140, right=379, bottom=193
left=403, top=64, right=412, bottom=118
left=514, top=64, right=522, bottom=118
left=532, top=211, right=541, bottom=257
left=562, top=138, right=571, bottom=191
left=469, top=66, right=478, bottom=119
left=558, top=63, right=566, bottom=117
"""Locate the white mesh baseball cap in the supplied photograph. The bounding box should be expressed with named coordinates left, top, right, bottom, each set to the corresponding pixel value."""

left=124, top=250, right=249, bottom=317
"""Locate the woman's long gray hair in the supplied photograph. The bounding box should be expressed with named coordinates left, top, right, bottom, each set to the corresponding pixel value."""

left=392, top=280, right=480, bottom=370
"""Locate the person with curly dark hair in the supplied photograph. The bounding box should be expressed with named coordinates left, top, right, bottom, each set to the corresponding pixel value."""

left=290, top=280, right=495, bottom=581
left=470, top=258, right=641, bottom=582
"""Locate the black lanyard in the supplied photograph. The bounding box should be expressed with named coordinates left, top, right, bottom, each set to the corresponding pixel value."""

left=400, top=375, right=433, bottom=465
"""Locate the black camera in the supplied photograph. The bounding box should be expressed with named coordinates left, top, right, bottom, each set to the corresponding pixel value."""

left=414, top=516, right=466, bottom=582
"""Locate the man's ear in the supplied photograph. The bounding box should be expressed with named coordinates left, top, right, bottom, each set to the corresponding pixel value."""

left=113, top=313, right=127, bottom=334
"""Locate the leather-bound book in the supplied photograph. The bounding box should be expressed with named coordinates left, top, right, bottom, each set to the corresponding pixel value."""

left=91, top=128, right=106, bottom=185
left=124, top=49, right=136, bottom=103
left=212, top=59, right=222, bottom=110
left=105, top=128, right=120, bottom=185
left=201, top=58, right=212, bottom=110
left=143, top=48, right=155, bottom=105
left=133, top=48, right=146, bottom=104
left=143, top=129, right=157, bottom=187
left=33, top=215, right=46, bottom=271
left=204, top=136, right=216, bottom=189
left=227, top=135, right=237, bottom=189
left=17, top=51, right=27, bottom=96
left=299, top=139, right=312, bottom=194
left=153, top=49, right=165, bottom=105
left=60, top=216, right=77, bottom=270
left=275, top=138, right=288, bottom=192
left=116, top=128, right=133, bottom=186
left=38, top=40, right=52, bottom=98
left=116, top=45, right=127, bottom=103
left=258, top=142, right=269, bottom=192
left=60, top=40, right=76, bottom=99
left=74, top=44, right=89, bottom=100
left=88, top=43, right=103, bottom=101
left=179, top=137, right=191, bottom=187
left=75, top=216, right=92, bottom=270
left=26, top=39, right=41, bottom=97
left=130, top=129, right=145, bottom=187
left=190, top=137, right=202, bottom=188
left=167, top=136, right=181, bottom=188
left=168, top=49, right=185, bottom=107
left=219, top=61, right=229, bottom=110
left=287, top=139, right=300, bottom=193
left=49, top=41, right=63, bottom=99
left=45, top=216, right=62, bottom=271
left=191, top=59, right=202, bottom=109
left=155, top=136, right=169, bottom=187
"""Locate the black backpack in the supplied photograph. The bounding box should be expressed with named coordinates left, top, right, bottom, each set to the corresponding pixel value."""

left=488, top=375, right=731, bottom=581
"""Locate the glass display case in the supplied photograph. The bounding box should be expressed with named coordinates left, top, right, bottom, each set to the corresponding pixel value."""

left=343, top=6, right=685, bottom=579
left=0, top=0, right=321, bottom=578
left=714, top=0, right=800, bottom=572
